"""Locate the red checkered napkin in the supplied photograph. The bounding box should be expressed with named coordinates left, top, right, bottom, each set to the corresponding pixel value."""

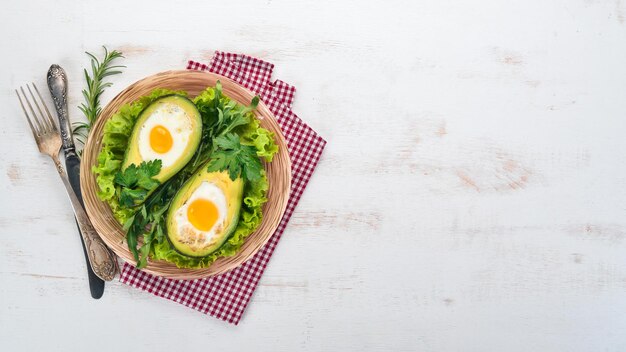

left=119, top=52, right=326, bottom=325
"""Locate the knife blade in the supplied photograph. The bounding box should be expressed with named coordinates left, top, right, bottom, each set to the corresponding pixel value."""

left=47, top=64, right=105, bottom=299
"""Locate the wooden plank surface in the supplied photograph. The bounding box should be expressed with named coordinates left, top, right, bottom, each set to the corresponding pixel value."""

left=1, top=0, right=626, bottom=351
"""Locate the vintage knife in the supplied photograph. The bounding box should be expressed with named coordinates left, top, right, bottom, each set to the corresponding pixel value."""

left=47, top=64, right=106, bottom=299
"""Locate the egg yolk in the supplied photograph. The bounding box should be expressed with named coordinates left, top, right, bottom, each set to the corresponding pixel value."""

left=149, top=125, right=173, bottom=153
left=187, top=199, right=219, bottom=231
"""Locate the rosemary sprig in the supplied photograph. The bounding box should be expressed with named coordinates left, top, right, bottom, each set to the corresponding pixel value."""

left=74, top=46, right=124, bottom=149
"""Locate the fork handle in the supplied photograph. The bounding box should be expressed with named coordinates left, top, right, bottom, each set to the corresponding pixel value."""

left=52, top=155, right=118, bottom=281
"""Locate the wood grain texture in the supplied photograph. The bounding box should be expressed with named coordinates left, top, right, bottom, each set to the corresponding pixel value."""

left=2, top=0, right=626, bottom=351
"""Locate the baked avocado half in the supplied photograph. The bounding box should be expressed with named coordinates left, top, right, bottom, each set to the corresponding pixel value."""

left=122, top=94, right=202, bottom=183
left=166, top=168, right=244, bottom=257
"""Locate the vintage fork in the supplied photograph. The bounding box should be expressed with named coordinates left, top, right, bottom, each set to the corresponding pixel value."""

left=16, top=83, right=118, bottom=281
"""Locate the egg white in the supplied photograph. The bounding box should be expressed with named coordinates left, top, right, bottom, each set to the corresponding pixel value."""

left=137, top=102, right=194, bottom=168
left=173, top=181, right=229, bottom=248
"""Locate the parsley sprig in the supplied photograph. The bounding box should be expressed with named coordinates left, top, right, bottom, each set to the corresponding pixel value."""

left=114, top=160, right=162, bottom=207
left=207, top=133, right=262, bottom=182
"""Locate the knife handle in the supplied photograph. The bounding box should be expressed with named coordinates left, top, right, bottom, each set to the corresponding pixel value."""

left=47, top=64, right=75, bottom=153
left=75, top=218, right=105, bottom=298
left=66, top=155, right=105, bottom=298
left=52, top=155, right=118, bottom=281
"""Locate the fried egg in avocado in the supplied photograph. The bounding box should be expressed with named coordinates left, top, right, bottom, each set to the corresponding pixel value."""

left=122, top=95, right=202, bottom=183
left=166, top=168, right=244, bottom=257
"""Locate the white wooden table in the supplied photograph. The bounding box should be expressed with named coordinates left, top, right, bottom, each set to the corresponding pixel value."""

left=2, top=1, right=626, bottom=351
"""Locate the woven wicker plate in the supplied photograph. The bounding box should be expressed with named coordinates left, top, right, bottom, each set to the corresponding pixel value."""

left=80, top=70, right=291, bottom=279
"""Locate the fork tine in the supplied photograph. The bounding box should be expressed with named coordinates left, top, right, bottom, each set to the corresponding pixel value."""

left=32, top=83, right=57, bottom=131
left=26, top=84, right=51, bottom=132
left=20, top=86, right=45, bottom=134
left=15, top=88, right=39, bottom=138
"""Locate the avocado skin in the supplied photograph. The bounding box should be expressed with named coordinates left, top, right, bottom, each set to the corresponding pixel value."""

left=121, top=94, right=202, bottom=184
left=166, top=168, right=244, bottom=258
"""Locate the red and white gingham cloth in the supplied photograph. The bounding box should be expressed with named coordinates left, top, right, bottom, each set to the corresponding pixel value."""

left=119, top=52, right=326, bottom=325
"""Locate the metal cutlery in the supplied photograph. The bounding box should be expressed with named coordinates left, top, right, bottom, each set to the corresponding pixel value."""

left=47, top=65, right=106, bottom=298
left=15, top=83, right=118, bottom=281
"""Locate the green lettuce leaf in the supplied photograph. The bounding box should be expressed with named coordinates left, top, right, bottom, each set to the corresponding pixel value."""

left=237, top=117, right=279, bottom=162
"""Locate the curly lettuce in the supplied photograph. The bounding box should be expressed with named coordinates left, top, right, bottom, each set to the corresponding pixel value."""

left=239, top=118, right=279, bottom=162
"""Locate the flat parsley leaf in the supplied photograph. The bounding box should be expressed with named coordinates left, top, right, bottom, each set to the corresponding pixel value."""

left=207, top=133, right=262, bottom=182
left=119, top=188, right=147, bottom=207
left=114, top=163, right=138, bottom=188
left=114, top=160, right=162, bottom=207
